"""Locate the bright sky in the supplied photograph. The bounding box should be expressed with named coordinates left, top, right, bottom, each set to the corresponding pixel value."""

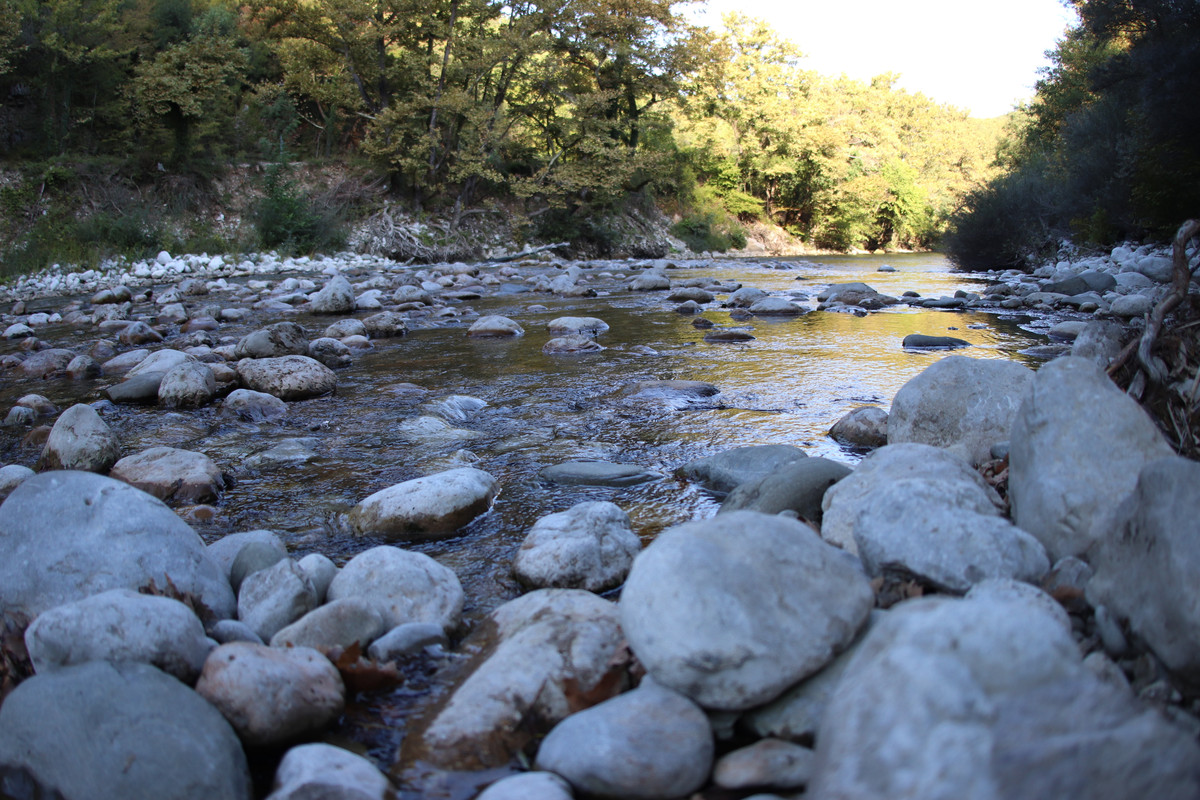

left=688, top=0, right=1080, bottom=118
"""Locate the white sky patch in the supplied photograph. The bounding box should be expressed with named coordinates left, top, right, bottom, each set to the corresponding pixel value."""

left=686, top=0, right=1079, bottom=117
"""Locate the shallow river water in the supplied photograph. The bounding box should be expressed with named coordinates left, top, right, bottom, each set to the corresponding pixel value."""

left=0, top=251, right=1056, bottom=789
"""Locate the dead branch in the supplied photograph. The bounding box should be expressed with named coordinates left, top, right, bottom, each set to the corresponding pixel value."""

left=1138, top=218, right=1200, bottom=383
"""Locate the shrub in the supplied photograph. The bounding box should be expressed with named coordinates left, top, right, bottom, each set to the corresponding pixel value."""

left=253, top=163, right=345, bottom=253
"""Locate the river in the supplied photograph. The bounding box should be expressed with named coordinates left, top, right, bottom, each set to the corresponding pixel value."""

left=0, top=250, right=1055, bottom=787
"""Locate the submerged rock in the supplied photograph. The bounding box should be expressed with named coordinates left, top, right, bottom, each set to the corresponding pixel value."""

left=901, top=333, right=970, bottom=349
left=539, top=461, right=660, bottom=487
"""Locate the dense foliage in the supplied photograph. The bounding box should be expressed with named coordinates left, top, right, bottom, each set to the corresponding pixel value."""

left=946, top=0, right=1200, bottom=270
left=0, top=0, right=1008, bottom=268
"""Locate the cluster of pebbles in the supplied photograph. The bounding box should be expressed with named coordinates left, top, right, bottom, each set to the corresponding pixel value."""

left=0, top=243, right=1198, bottom=799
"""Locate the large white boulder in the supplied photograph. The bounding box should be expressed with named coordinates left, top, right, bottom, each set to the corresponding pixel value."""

left=620, top=511, right=874, bottom=710
left=1009, top=356, right=1173, bottom=561
left=887, top=355, right=1034, bottom=466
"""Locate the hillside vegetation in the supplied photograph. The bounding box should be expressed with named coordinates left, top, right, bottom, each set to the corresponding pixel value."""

left=0, top=0, right=1006, bottom=272
left=946, top=0, right=1200, bottom=270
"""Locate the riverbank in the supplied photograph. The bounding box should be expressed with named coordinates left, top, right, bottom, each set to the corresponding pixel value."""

left=0, top=242, right=1198, bottom=798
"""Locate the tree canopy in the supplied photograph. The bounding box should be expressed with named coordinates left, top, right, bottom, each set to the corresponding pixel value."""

left=946, top=0, right=1200, bottom=269
left=0, top=0, right=1013, bottom=263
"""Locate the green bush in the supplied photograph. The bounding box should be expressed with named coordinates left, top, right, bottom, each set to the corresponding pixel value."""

left=670, top=211, right=746, bottom=253
left=254, top=163, right=345, bottom=253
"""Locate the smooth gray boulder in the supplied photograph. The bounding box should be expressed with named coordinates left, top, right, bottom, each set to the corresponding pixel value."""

left=106, top=371, right=166, bottom=403
left=266, top=743, right=391, bottom=800
left=0, top=471, right=236, bottom=624
left=20, top=348, right=75, bottom=378
left=728, top=287, right=769, bottom=306
left=847, top=477, right=1049, bottom=592
left=230, top=541, right=288, bottom=592
left=207, top=530, right=288, bottom=583
left=238, top=558, right=319, bottom=642
left=196, top=642, right=345, bottom=746
left=539, top=461, right=661, bottom=487
left=620, top=511, right=874, bottom=710
left=24, top=588, right=211, bottom=681
left=828, top=406, right=888, bottom=448
left=324, top=318, right=367, bottom=339
left=744, top=611, right=884, bottom=743
left=719, top=457, right=851, bottom=523
left=0, top=661, right=252, bottom=800
left=127, top=348, right=193, bottom=378
left=512, top=501, right=641, bottom=592
left=347, top=467, right=499, bottom=540
left=363, top=310, right=407, bottom=338
left=327, top=545, right=463, bottom=632
left=713, top=738, right=816, bottom=791
left=821, top=443, right=1003, bottom=556
left=809, top=581, right=1200, bottom=799
left=109, top=446, right=226, bottom=504
left=157, top=361, right=217, bottom=408
left=534, top=682, right=713, bottom=799
left=675, top=444, right=808, bottom=494
left=629, top=272, right=670, bottom=291
left=1086, top=457, right=1200, bottom=682
left=236, top=355, right=337, bottom=400
left=477, top=772, right=574, bottom=800
left=308, top=275, right=356, bottom=314
left=270, top=597, right=387, bottom=651
left=297, top=552, right=337, bottom=603
left=36, top=403, right=120, bottom=472
left=1009, top=356, right=1173, bottom=561
left=887, top=355, right=1034, bottom=466
left=412, top=590, right=625, bottom=770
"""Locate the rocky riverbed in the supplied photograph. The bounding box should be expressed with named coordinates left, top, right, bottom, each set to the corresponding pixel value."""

left=1, top=241, right=1199, bottom=799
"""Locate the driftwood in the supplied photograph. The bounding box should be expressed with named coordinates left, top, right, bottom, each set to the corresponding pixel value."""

left=483, top=242, right=570, bottom=263
left=1108, top=218, right=1200, bottom=383
left=1106, top=218, right=1200, bottom=458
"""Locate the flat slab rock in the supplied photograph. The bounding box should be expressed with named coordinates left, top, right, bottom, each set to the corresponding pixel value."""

left=539, top=461, right=661, bottom=487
